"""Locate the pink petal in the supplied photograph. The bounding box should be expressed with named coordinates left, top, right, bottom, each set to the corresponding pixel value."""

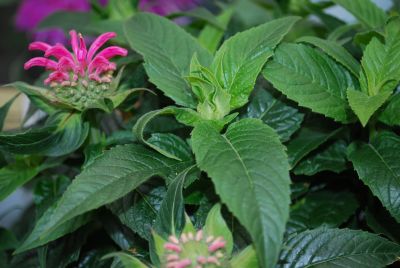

left=77, top=33, right=87, bottom=65
left=69, top=30, right=79, bottom=58
left=24, top=57, right=58, bottom=70
left=28, top=41, right=52, bottom=52
left=164, top=243, right=182, bottom=253
left=44, top=71, right=69, bottom=85
left=176, top=259, right=192, bottom=268
left=45, top=44, right=73, bottom=60
left=88, top=56, right=110, bottom=74
left=95, top=46, right=128, bottom=60
left=58, top=57, right=77, bottom=72
left=87, top=32, right=117, bottom=61
left=88, top=73, right=102, bottom=82
left=208, top=238, right=225, bottom=252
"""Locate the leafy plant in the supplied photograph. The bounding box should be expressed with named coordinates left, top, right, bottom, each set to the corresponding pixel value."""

left=1, top=1, right=400, bottom=268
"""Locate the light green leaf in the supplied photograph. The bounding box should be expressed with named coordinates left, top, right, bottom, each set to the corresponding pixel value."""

left=296, top=36, right=360, bottom=77
left=212, top=16, right=300, bottom=110
left=244, top=86, right=304, bottom=142
left=198, top=6, right=234, bottom=53
left=286, top=191, right=358, bottom=234
left=124, top=13, right=213, bottom=108
left=293, top=140, right=348, bottom=175
left=379, top=93, right=400, bottom=126
left=286, top=126, right=342, bottom=168
left=349, top=131, right=400, bottom=222
left=192, top=118, right=290, bottom=268
left=16, top=144, right=192, bottom=253
left=263, top=43, right=356, bottom=123
left=230, top=246, right=258, bottom=268
left=0, top=111, right=89, bottom=157
left=133, top=108, right=192, bottom=160
left=204, top=204, right=233, bottom=255
left=279, top=228, right=400, bottom=268
left=347, top=87, right=392, bottom=126
left=154, top=166, right=195, bottom=238
left=0, top=94, right=18, bottom=131
left=331, top=0, right=387, bottom=29
left=102, top=252, right=147, bottom=268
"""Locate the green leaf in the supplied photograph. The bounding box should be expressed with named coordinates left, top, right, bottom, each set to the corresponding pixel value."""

left=359, top=18, right=400, bottom=98
left=293, top=140, right=348, bottom=175
left=171, top=7, right=225, bottom=29
left=365, top=207, right=400, bottom=243
left=379, top=93, right=400, bottom=126
left=192, top=118, right=291, bottom=268
left=204, top=204, right=233, bottom=256
left=279, top=228, right=400, bottom=267
left=211, top=16, right=300, bottom=110
left=154, top=166, right=195, bottom=238
left=0, top=94, right=18, bottom=131
left=348, top=131, right=400, bottom=222
left=133, top=108, right=192, bottom=160
left=244, top=86, right=304, bottom=142
left=263, top=43, right=357, bottom=123
left=102, top=252, right=147, bottom=268
left=286, top=191, right=358, bottom=234
left=16, top=144, right=192, bottom=253
left=124, top=13, right=213, bottom=108
left=286, top=126, right=342, bottom=168
left=198, top=6, right=234, bottom=53
left=108, top=186, right=165, bottom=241
left=0, top=112, right=89, bottom=156
left=296, top=36, right=360, bottom=77
left=347, top=87, right=392, bottom=126
left=38, top=11, right=92, bottom=33
left=331, top=0, right=387, bottom=29
left=230, top=246, right=259, bottom=268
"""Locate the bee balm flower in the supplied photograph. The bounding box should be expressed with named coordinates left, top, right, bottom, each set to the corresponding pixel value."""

left=24, top=30, right=128, bottom=110
left=163, top=230, right=226, bottom=268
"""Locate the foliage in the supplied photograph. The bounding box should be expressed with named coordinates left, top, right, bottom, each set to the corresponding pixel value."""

left=1, top=1, right=400, bottom=268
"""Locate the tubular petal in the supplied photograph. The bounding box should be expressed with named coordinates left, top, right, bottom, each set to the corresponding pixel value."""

left=95, top=46, right=128, bottom=60
left=87, top=32, right=117, bottom=61
left=28, top=41, right=52, bottom=52
left=24, top=57, right=58, bottom=70
left=45, top=44, right=73, bottom=60
left=69, top=30, right=79, bottom=58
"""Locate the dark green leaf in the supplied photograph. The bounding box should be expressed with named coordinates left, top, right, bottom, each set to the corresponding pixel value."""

left=211, top=16, right=300, bottom=110
left=279, top=228, right=400, bottom=267
left=244, top=86, right=303, bottom=142
left=102, top=252, right=147, bottom=268
left=124, top=13, right=213, bottom=107
left=263, top=43, right=357, bottom=123
left=287, top=191, right=358, bottom=234
left=0, top=228, right=19, bottom=251
left=293, top=140, right=348, bottom=175
left=296, top=36, right=360, bottom=77
left=192, top=118, right=290, bottom=268
left=0, top=94, right=18, bottom=131
left=16, top=144, right=193, bottom=253
left=349, top=131, right=400, bottom=222
left=379, top=92, right=400, bottom=126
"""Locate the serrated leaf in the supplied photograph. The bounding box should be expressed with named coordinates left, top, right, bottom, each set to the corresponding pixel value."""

left=349, top=131, right=400, bottom=222
left=379, top=93, right=400, bottom=126
left=297, top=36, right=360, bottom=77
left=347, top=87, right=392, bottom=126
left=204, top=204, right=233, bottom=255
left=244, top=86, right=303, bottom=142
left=192, top=118, right=290, bottom=268
left=278, top=228, right=400, bottom=268
left=0, top=111, right=89, bottom=156
left=286, top=126, right=342, bottom=168
left=16, top=144, right=193, bottom=253
left=124, top=13, right=212, bottom=108
left=286, top=191, right=358, bottom=234
left=360, top=18, right=400, bottom=96
left=263, top=43, right=356, bottom=123
left=293, top=140, right=348, bottom=175
left=331, top=0, right=387, bottom=29
left=108, top=187, right=165, bottom=241
left=211, top=16, right=300, bottom=110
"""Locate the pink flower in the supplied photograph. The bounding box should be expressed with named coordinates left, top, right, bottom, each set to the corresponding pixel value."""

left=24, top=30, right=127, bottom=87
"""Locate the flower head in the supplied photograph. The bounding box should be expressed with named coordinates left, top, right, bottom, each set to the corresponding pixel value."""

left=163, top=230, right=226, bottom=268
left=24, top=30, right=127, bottom=110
